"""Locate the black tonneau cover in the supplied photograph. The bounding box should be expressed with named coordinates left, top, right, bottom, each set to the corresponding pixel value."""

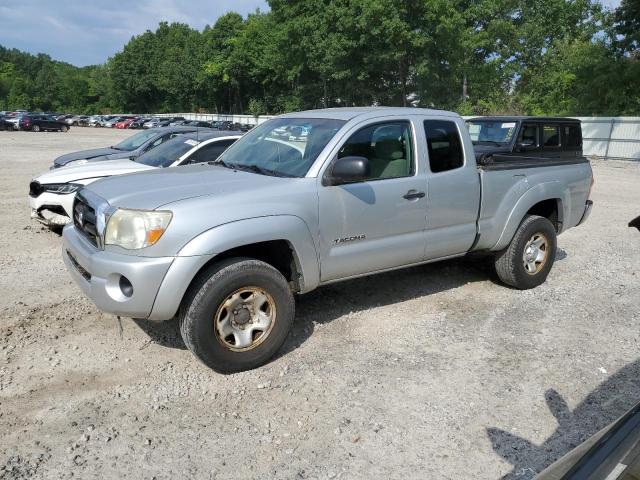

left=478, top=154, right=589, bottom=171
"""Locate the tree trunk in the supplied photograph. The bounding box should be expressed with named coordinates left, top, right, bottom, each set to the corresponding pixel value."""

left=323, top=76, right=328, bottom=108
left=462, top=73, right=468, bottom=101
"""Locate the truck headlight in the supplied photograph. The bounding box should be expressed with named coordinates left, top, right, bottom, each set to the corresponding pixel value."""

left=104, top=209, right=172, bottom=249
left=42, top=183, right=81, bottom=194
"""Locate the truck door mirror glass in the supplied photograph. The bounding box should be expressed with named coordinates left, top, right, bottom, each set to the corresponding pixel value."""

left=326, top=156, right=370, bottom=186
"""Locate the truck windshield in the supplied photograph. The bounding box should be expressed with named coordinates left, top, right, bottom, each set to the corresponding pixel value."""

left=467, top=120, right=517, bottom=145
left=215, top=118, right=346, bottom=177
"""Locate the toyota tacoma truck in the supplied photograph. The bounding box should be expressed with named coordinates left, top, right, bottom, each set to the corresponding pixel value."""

left=61, top=107, right=594, bottom=373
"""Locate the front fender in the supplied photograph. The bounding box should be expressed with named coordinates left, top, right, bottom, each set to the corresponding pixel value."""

left=492, top=182, right=569, bottom=251
left=148, top=215, right=320, bottom=320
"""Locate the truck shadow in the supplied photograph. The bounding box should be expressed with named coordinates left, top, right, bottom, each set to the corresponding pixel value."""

left=133, top=257, right=494, bottom=352
left=132, top=251, right=570, bottom=355
left=486, top=358, right=640, bottom=479
left=280, top=257, right=495, bottom=356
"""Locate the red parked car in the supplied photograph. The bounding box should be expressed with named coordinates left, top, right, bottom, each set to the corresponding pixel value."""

left=115, top=117, right=137, bottom=129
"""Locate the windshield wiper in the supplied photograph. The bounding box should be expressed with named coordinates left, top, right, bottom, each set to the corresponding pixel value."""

left=208, top=159, right=237, bottom=169
left=236, top=164, right=295, bottom=178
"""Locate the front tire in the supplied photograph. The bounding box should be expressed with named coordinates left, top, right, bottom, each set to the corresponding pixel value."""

left=179, top=257, right=295, bottom=373
left=32, top=125, right=40, bottom=132
left=494, top=215, right=557, bottom=289
left=60, top=125, right=68, bottom=132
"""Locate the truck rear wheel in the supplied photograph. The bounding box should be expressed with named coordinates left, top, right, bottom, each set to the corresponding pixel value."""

left=494, top=215, right=557, bottom=289
left=179, top=257, right=295, bottom=373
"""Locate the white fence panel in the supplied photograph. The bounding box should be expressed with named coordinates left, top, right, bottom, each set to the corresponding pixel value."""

left=575, top=117, right=640, bottom=160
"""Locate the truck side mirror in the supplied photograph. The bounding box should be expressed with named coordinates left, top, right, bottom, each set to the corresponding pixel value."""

left=325, top=156, right=370, bottom=186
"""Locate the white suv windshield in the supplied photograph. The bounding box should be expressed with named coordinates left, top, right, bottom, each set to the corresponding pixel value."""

left=215, top=118, right=345, bottom=177
left=136, top=136, right=198, bottom=168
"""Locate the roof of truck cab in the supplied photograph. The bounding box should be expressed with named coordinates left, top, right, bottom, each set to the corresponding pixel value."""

left=279, top=107, right=459, bottom=121
left=469, top=116, right=580, bottom=123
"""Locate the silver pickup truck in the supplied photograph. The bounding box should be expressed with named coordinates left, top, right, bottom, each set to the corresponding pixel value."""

left=61, top=107, right=593, bottom=372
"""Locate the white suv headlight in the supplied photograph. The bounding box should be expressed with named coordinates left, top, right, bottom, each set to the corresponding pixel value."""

left=104, top=209, right=172, bottom=250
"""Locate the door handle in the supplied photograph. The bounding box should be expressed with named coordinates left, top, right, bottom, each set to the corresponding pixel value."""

left=403, top=190, right=425, bottom=200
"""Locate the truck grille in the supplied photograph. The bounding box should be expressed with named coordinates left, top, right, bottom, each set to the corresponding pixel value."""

left=73, top=196, right=98, bottom=246
left=29, top=181, right=43, bottom=197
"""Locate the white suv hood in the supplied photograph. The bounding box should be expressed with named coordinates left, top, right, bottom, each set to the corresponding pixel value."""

left=35, top=159, right=156, bottom=184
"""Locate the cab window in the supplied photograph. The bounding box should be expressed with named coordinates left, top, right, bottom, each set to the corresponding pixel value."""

left=542, top=125, right=561, bottom=148
left=517, top=124, right=539, bottom=148
left=337, top=121, right=413, bottom=180
left=423, top=120, right=464, bottom=173
left=563, top=124, right=582, bottom=149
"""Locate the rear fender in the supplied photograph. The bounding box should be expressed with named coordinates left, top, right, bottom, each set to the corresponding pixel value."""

left=492, top=182, right=568, bottom=251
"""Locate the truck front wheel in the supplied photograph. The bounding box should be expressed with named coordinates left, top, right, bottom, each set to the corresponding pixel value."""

left=494, top=215, right=557, bottom=289
left=179, top=257, right=295, bottom=373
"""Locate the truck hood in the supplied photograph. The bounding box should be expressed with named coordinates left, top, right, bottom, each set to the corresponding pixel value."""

left=54, top=147, right=124, bottom=166
left=86, top=164, right=285, bottom=210
left=36, top=159, right=156, bottom=184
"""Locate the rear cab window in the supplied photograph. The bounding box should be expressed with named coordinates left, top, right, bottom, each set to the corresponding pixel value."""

left=562, top=124, right=582, bottom=150
left=423, top=120, right=464, bottom=173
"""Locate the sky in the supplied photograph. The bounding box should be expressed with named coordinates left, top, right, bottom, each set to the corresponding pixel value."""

left=0, top=0, right=269, bottom=66
left=0, top=0, right=621, bottom=67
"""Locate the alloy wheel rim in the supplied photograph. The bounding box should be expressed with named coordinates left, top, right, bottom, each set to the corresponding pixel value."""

left=522, top=233, right=549, bottom=275
left=214, top=287, right=276, bottom=352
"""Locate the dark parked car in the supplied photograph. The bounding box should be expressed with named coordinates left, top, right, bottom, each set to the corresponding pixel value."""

left=0, top=115, right=13, bottom=130
left=21, top=114, right=69, bottom=132
left=184, top=120, right=213, bottom=128
left=466, top=116, right=583, bottom=161
left=129, top=117, right=151, bottom=129
left=52, top=126, right=210, bottom=168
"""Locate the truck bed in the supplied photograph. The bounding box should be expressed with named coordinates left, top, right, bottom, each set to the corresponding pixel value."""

left=473, top=155, right=593, bottom=252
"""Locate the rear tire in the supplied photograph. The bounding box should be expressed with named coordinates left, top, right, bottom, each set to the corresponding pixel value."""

left=32, top=125, right=40, bottom=132
left=61, top=125, right=68, bottom=132
left=494, top=215, right=557, bottom=289
left=179, top=257, right=295, bottom=373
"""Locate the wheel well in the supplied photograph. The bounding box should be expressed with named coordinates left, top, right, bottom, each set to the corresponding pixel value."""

left=527, top=199, right=560, bottom=231
left=190, top=240, right=302, bottom=293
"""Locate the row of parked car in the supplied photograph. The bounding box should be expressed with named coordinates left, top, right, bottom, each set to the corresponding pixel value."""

left=0, top=111, right=71, bottom=132
left=0, top=110, right=255, bottom=132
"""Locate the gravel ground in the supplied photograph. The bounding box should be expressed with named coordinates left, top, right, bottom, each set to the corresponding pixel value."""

left=0, top=128, right=639, bottom=479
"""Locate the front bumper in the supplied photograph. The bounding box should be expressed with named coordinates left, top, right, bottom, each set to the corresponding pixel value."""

left=577, top=200, right=593, bottom=226
left=29, top=192, right=75, bottom=226
left=62, top=225, right=175, bottom=318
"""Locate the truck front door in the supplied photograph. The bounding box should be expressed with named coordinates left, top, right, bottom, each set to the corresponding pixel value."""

left=317, top=119, right=428, bottom=282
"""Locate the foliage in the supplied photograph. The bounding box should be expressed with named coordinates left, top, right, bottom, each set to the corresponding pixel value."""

left=0, top=1, right=638, bottom=116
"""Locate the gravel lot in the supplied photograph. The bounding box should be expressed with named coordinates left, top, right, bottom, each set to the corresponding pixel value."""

left=1, top=127, right=639, bottom=479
